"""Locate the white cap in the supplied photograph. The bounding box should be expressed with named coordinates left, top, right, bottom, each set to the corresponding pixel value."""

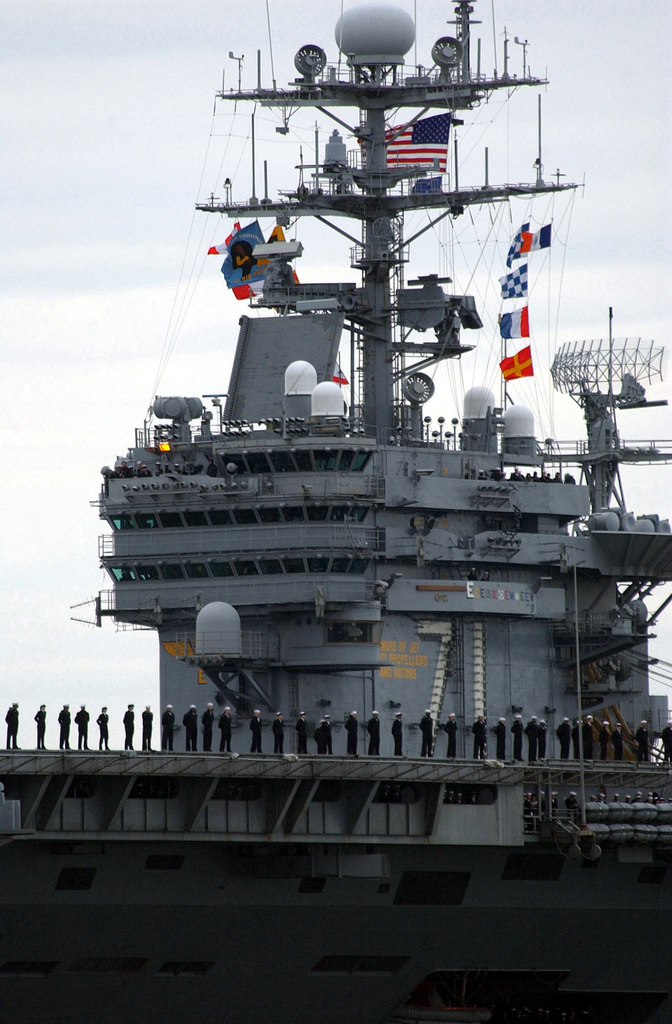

left=586, top=715, right=593, bottom=721
left=499, top=717, right=506, bottom=722
left=254, top=709, right=260, bottom=714
left=602, top=720, right=609, bottom=725
left=449, top=712, right=456, bottom=717
left=224, top=706, right=230, bottom=711
left=540, top=720, right=546, bottom=725
left=372, top=710, right=379, bottom=715
left=395, top=712, right=402, bottom=717
left=563, top=717, right=569, bottom=722
left=641, top=719, right=647, bottom=725
left=570, top=791, right=577, bottom=796
left=207, top=703, right=213, bottom=708
left=276, top=712, right=282, bottom=716
left=167, top=704, right=173, bottom=709
left=190, top=704, right=196, bottom=709
left=325, top=714, right=330, bottom=718
left=531, top=715, right=537, bottom=720
left=299, top=710, right=305, bottom=715
left=425, top=709, right=431, bottom=714
left=515, top=714, right=522, bottom=719
left=351, top=710, right=357, bottom=715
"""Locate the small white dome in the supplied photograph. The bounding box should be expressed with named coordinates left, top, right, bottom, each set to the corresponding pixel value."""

left=285, top=360, right=317, bottom=396
left=503, top=405, right=535, bottom=437
left=311, top=381, right=344, bottom=417
left=335, top=3, right=415, bottom=63
left=196, top=602, right=242, bottom=657
left=463, top=386, right=495, bottom=420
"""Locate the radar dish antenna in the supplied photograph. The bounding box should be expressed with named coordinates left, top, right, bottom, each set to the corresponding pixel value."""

left=294, top=45, right=327, bottom=82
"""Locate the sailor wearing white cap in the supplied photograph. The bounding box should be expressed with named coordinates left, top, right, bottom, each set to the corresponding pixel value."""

left=662, top=720, right=672, bottom=763
left=599, top=720, right=610, bottom=761
left=161, top=705, right=175, bottom=751
left=142, top=705, right=154, bottom=752
left=444, top=712, right=457, bottom=759
left=273, top=712, right=284, bottom=754
left=511, top=714, right=524, bottom=762
left=494, top=717, right=507, bottom=760
left=295, top=711, right=308, bottom=754
left=201, top=703, right=215, bottom=752
left=346, top=710, right=359, bottom=757
left=250, top=709, right=262, bottom=754
left=392, top=712, right=403, bottom=756
left=420, top=709, right=434, bottom=758
left=183, top=705, right=198, bottom=752
left=635, top=720, right=649, bottom=763
left=367, top=710, right=380, bottom=756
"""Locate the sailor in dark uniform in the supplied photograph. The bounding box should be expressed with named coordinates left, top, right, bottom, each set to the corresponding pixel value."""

left=75, top=705, right=90, bottom=750
left=494, top=717, right=506, bottom=759
left=367, top=711, right=380, bottom=755
left=142, top=706, right=154, bottom=751
left=97, top=707, right=109, bottom=751
left=662, top=720, right=672, bottom=763
left=323, top=714, right=333, bottom=754
left=612, top=722, right=624, bottom=761
left=525, top=716, right=538, bottom=763
left=392, top=713, right=403, bottom=756
left=511, top=714, right=523, bottom=761
left=183, top=705, right=198, bottom=752
left=345, top=711, right=359, bottom=756
left=58, top=705, right=71, bottom=750
left=161, top=705, right=175, bottom=751
left=420, top=710, right=433, bottom=757
left=472, top=715, right=487, bottom=759
left=571, top=719, right=580, bottom=759
left=582, top=716, right=594, bottom=759
left=219, top=707, right=232, bottom=752
left=5, top=704, right=19, bottom=750
left=635, top=720, right=649, bottom=762
left=272, top=712, right=284, bottom=753
left=599, top=720, right=610, bottom=760
left=295, top=711, right=307, bottom=754
left=314, top=720, right=328, bottom=754
left=557, top=717, right=571, bottom=759
left=35, top=705, right=47, bottom=750
left=444, top=712, right=457, bottom=758
left=201, top=703, right=214, bottom=752
left=123, top=705, right=135, bottom=750
left=537, top=719, right=548, bottom=759
left=250, top=709, right=262, bottom=753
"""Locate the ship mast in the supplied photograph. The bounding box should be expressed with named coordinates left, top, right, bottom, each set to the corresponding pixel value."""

left=197, top=1, right=575, bottom=441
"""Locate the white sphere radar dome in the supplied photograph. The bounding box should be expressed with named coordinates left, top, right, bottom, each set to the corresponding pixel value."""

left=463, top=386, right=496, bottom=420
left=311, top=381, right=345, bottom=417
left=335, top=3, right=415, bottom=64
left=503, top=404, right=535, bottom=438
left=196, top=602, right=242, bottom=657
left=285, top=360, right=317, bottom=396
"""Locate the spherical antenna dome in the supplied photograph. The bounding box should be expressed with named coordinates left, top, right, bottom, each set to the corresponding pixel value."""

left=463, top=386, right=496, bottom=420
left=196, top=602, right=242, bottom=657
left=285, top=360, right=317, bottom=396
left=335, top=3, right=415, bottom=64
left=503, top=404, right=535, bottom=437
left=311, top=381, right=345, bottom=417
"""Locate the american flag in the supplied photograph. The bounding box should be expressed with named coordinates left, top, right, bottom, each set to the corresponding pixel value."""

left=386, top=113, right=451, bottom=171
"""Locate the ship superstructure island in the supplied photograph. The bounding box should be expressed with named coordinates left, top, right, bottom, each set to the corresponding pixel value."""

left=1, top=4, right=672, bottom=1023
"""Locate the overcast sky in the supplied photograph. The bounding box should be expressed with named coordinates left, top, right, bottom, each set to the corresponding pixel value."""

left=2, top=0, right=671, bottom=747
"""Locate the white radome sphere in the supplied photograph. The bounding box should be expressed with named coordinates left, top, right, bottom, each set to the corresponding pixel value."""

left=503, top=404, right=535, bottom=437
left=196, top=602, right=242, bottom=657
left=311, top=381, right=344, bottom=416
left=463, top=386, right=496, bottom=420
left=335, top=3, right=415, bottom=61
left=285, top=360, right=317, bottom=396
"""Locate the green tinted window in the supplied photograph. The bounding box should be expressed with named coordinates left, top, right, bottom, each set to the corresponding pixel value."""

left=258, top=506, right=282, bottom=523
left=293, top=450, right=312, bottom=472
left=331, top=557, right=351, bottom=573
left=270, top=451, right=295, bottom=473
left=211, top=561, right=234, bottom=577
left=208, top=510, right=232, bottom=526
left=350, top=506, right=368, bottom=522
left=233, top=508, right=257, bottom=525
left=233, top=560, right=259, bottom=576
left=159, top=512, right=183, bottom=528
left=306, top=506, right=328, bottom=522
left=337, top=449, right=355, bottom=471
left=246, top=452, right=271, bottom=474
left=135, top=513, right=159, bottom=529
left=110, top=516, right=135, bottom=531
left=185, top=563, right=209, bottom=579
left=184, top=511, right=208, bottom=527
left=348, top=559, right=369, bottom=574
left=329, top=506, right=349, bottom=521
left=136, top=565, right=160, bottom=581
left=283, top=506, right=305, bottom=523
left=111, top=566, right=137, bottom=582
left=259, top=559, right=283, bottom=575
left=160, top=564, right=185, bottom=580
left=351, top=451, right=371, bottom=471
left=283, top=557, right=305, bottom=574
left=313, top=449, right=338, bottom=471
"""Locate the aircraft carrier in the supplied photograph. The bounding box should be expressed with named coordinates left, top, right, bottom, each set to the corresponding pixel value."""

left=1, top=3, right=671, bottom=1022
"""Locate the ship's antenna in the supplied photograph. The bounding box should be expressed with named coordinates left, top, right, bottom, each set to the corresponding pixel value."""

left=264, top=0, right=277, bottom=90
left=514, top=35, right=529, bottom=78
left=535, top=95, right=544, bottom=186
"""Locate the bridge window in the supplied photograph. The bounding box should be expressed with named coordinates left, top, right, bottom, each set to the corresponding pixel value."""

left=184, top=511, right=208, bottom=527
left=283, top=506, right=305, bottom=522
left=136, top=564, right=159, bottom=581
left=160, top=564, right=185, bottom=580
left=110, top=566, right=137, bottom=582
left=270, top=450, right=295, bottom=472
left=259, top=558, right=284, bottom=575
left=307, top=557, right=329, bottom=573
left=159, top=512, right=183, bottom=528
left=246, top=452, right=272, bottom=474
left=306, top=506, right=329, bottom=521
left=258, top=506, right=282, bottom=523
left=208, top=509, right=232, bottom=526
left=211, top=561, right=234, bottom=577
left=283, top=557, right=305, bottom=573
left=233, top=560, right=259, bottom=576
left=313, top=449, right=338, bottom=471
left=110, top=515, right=135, bottom=531
left=135, top=513, right=159, bottom=529
left=185, top=563, right=209, bottom=579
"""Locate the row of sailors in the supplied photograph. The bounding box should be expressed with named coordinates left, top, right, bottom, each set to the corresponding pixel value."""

left=6, top=705, right=672, bottom=761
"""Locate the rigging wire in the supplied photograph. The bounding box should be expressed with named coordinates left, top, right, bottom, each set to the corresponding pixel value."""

left=265, top=0, right=276, bottom=90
